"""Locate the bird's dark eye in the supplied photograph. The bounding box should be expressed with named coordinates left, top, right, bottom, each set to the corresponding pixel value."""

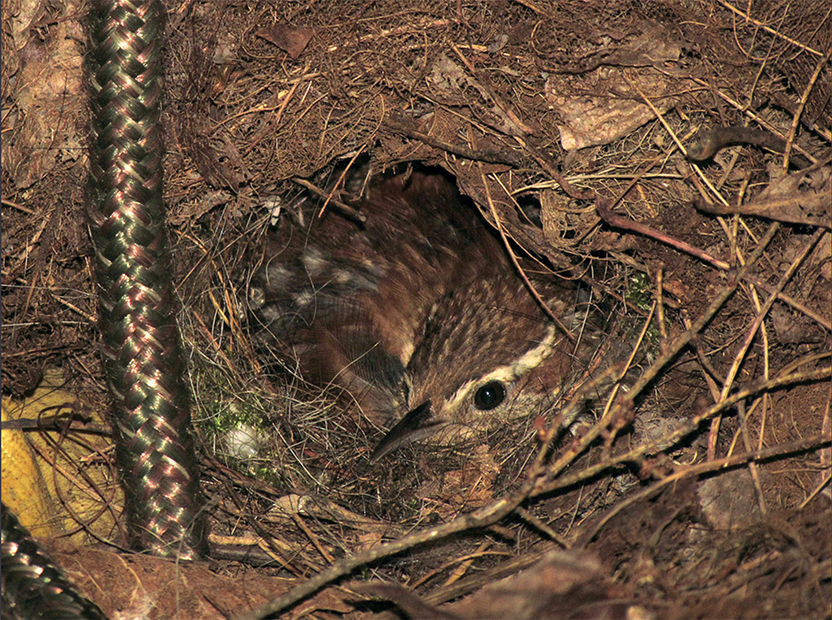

left=473, top=381, right=507, bottom=410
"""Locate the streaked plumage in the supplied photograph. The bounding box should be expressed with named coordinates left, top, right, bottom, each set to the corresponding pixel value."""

left=247, top=168, right=598, bottom=459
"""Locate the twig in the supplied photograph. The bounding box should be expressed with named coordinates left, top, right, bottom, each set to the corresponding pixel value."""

left=693, top=192, right=831, bottom=229
left=597, top=202, right=831, bottom=331
left=449, top=42, right=534, bottom=136
left=235, top=475, right=542, bottom=620
left=785, top=47, right=832, bottom=169
left=479, top=163, right=577, bottom=342
left=384, top=116, right=526, bottom=166
left=578, top=431, right=832, bottom=547
left=535, top=366, right=832, bottom=498
left=713, top=0, right=824, bottom=56
left=291, top=178, right=366, bottom=223
left=718, top=228, right=825, bottom=401
left=529, top=223, right=781, bottom=493
left=596, top=199, right=730, bottom=270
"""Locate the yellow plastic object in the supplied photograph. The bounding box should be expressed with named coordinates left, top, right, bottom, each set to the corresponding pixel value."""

left=1, top=402, right=62, bottom=537
left=1, top=370, right=123, bottom=543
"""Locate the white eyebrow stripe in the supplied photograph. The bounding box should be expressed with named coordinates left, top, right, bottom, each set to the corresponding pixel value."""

left=440, top=325, right=559, bottom=414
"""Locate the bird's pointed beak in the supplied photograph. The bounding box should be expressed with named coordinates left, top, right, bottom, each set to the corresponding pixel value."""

left=370, top=400, right=446, bottom=462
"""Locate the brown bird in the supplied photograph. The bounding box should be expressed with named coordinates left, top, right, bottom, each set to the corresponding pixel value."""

left=247, top=167, right=601, bottom=460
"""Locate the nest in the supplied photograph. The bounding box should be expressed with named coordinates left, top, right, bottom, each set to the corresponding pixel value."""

left=2, top=0, right=830, bottom=618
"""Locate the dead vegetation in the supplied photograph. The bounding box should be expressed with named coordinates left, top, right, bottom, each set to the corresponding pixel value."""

left=1, top=0, right=830, bottom=618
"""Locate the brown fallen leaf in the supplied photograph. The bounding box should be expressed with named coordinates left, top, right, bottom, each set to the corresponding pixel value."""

left=256, top=24, right=314, bottom=59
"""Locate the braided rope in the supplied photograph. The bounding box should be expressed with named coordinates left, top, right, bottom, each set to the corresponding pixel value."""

left=1, top=504, right=107, bottom=620
left=87, top=0, right=207, bottom=558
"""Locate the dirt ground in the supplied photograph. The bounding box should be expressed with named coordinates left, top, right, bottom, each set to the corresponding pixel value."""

left=2, top=0, right=830, bottom=618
